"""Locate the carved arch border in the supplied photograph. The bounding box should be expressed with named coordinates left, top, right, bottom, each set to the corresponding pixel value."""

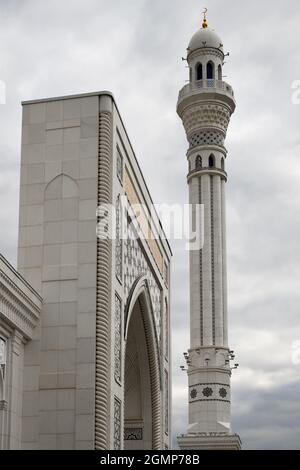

left=124, top=275, right=162, bottom=450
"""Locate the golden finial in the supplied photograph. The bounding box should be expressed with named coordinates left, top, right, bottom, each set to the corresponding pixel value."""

left=202, top=7, right=208, bottom=28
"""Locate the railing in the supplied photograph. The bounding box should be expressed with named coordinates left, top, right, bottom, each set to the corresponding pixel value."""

left=178, top=79, right=234, bottom=102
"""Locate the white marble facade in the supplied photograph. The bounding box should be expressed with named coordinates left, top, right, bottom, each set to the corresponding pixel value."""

left=11, top=91, right=172, bottom=450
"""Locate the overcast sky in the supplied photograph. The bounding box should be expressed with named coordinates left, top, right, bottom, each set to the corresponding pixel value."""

left=1, top=0, right=300, bottom=450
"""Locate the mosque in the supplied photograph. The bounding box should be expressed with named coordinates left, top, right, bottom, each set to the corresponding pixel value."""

left=0, top=12, right=240, bottom=450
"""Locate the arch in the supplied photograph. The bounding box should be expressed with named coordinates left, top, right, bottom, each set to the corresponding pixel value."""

left=221, top=157, right=225, bottom=170
left=124, top=276, right=161, bottom=450
left=196, top=155, right=202, bottom=169
left=45, top=173, right=78, bottom=200
left=207, top=61, right=214, bottom=80
left=218, top=64, right=222, bottom=80
left=43, top=173, right=79, bottom=275
left=196, top=63, right=203, bottom=81
left=209, top=154, right=215, bottom=168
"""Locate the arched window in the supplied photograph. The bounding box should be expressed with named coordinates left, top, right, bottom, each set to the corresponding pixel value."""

left=218, top=64, right=222, bottom=80
left=196, top=63, right=203, bottom=81
left=221, top=158, right=225, bottom=170
left=207, top=61, right=214, bottom=80
left=196, top=155, right=202, bottom=169
left=209, top=154, right=215, bottom=168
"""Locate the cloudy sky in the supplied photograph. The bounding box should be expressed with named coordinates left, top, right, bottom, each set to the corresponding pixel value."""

left=1, top=0, right=300, bottom=450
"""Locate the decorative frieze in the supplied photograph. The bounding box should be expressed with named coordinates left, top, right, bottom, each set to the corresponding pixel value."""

left=189, top=129, right=225, bottom=149
left=189, top=383, right=230, bottom=403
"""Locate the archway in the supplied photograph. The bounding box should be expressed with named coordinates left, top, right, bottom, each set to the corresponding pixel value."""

left=124, top=277, right=161, bottom=450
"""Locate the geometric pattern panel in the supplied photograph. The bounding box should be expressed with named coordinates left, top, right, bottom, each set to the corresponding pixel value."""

left=189, top=129, right=224, bottom=148
left=114, top=398, right=122, bottom=450
left=114, top=294, right=122, bottom=384
left=124, top=220, right=162, bottom=342
left=189, top=383, right=230, bottom=403
left=117, top=147, right=124, bottom=183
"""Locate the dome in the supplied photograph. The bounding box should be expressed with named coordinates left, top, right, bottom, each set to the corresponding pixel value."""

left=188, top=28, right=224, bottom=54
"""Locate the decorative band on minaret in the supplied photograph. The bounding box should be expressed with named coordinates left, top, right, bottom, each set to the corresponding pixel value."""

left=177, top=13, right=241, bottom=450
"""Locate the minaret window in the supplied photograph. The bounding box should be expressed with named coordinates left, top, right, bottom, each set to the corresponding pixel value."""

left=209, top=154, right=215, bottom=167
left=196, top=63, right=203, bottom=81
left=218, top=65, right=222, bottom=80
left=221, top=158, right=225, bottom=170
left=196, top=155, right=202, bottom=169
left=207, top=62, right=214, bottom=80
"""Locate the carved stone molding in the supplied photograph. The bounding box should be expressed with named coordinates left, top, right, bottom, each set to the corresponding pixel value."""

left=0, top=255, right=41, bottom=340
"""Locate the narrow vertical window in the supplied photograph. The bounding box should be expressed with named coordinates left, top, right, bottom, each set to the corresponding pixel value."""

left=221, top=157, right=225, bottom=170
left=209, top=154, right=215, bottom=168
left=207, top=61, right=214, bottom=80
left=218, top=64, right=222, bottom=80
left=196, top=63, right=203, bottom=81
left=196, top=155, right=202, bottom=169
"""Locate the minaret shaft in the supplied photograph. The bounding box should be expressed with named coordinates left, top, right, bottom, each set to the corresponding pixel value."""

left=189, top=172, right=226, bottom=348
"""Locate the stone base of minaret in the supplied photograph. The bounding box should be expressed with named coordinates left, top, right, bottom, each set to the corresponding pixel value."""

left=177, top=433, right=242, bottom=450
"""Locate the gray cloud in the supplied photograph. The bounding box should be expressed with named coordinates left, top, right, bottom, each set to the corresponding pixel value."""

left=0, top=0, right=300, bottom=449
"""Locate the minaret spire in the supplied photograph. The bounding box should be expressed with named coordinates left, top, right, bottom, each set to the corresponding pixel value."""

left=202, top=8, right=208, bottom=28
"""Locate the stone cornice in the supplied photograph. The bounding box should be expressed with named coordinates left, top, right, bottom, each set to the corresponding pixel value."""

left=187, top=167, right=227, bottom=183
left=187, top=47, right=224, bottom=62
left=0, top=255, right=42, bottom=340
left=187, top=144, right=227, bottom=157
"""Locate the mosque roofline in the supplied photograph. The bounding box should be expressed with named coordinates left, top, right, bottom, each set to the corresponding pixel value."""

left=21, top=90, right=114, bottom=105
left=0, top=252, right=43, bottom=302
left=21, top=91, right=173, bottom=259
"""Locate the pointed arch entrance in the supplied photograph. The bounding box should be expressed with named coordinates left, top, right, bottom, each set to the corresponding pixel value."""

left=124, top=276, right=161, bottom=450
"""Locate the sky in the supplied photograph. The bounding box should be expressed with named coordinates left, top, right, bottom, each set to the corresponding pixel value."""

left=0, top=0, right=300, bottom=450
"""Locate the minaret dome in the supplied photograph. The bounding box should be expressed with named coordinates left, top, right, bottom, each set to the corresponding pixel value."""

left=187, top=13, right=225, bottom=83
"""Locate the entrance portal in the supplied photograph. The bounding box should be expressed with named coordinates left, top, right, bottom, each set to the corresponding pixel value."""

left=124, top=298, right=152, bottom=449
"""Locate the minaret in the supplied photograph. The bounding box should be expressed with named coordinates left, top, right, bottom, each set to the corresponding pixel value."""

left=177, top=12, right=241, bottom=450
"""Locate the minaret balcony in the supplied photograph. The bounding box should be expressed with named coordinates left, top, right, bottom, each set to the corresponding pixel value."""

left=177, top=79, right=236, bottom=115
